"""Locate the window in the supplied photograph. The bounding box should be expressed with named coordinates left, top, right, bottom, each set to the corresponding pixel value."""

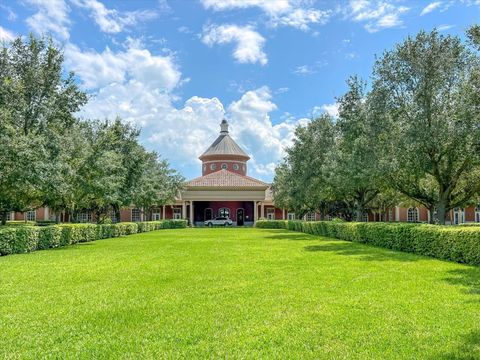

left=221, top=163, right=228, bottom=170
left=173, top=207, right=182, bottom=220
left=131, top=209, right=141, bottom=222
left=210, top=164, right=216, bottom=171
left=6, top=212, right=12, bottom=221
left=388, top=208, right=394, bottom=222
left=109, top=210, right=119, bottom=223
left=79, top=212, right=92, bottom=223
left=266, top=208, right=275, bottom=220
left=25, top=210, right=36, bottom=222
left=453, top=208, right=465, bottom=225
left=362, top=212, right=369, bottom=222
left=304, top=212, right=316, bottom=221
left=219, top=208, right=230, bottom=218
left=407, top=208, right=419, bottom=223
left=152, top=213, right=161, bottom=221
left=287, top=213, right=295, bottom=220
left=233, top=164, right=239, bottom=171
left=203, top=164, right=206, bottom=172
left=476, top=207, right=480, bottom=223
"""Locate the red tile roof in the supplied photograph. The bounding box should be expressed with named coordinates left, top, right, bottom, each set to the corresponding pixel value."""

left=186, top=169, right=269, bottom=188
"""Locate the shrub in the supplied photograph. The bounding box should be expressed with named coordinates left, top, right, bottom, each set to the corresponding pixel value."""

left=0, top=220, right=188, bottom=257
left=255, top=220, right=480, bottom=266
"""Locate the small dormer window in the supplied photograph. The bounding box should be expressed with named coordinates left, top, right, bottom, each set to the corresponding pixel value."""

left=221, top=163, right=227, bottom=170
left=203, top=164, right=206, bottom=172
left=210, top=164, right=216, bottom=171
left=233, top=164, right=239, bottom=170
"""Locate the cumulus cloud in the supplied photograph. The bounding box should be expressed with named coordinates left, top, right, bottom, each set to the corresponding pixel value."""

left=0, top=26, right=15, bottom=42
left=318, top=103, right=339, bottom=118
left=25, top=0, right=71, bottom=40
left=201, top=24, right=267, bottom=65
left=71, top=0, right=158, bottom=33
left=228, top=87, right=309, bottom=176
left=64, top=41, right=181, bottom=90
left=348, top=0, right=409, bottom=32
left=68, top=39, right=299, bottom=180
left=200, top=0, right=329, bottom=31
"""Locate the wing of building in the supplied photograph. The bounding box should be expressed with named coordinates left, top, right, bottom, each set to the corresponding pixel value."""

left=10, top=120, right=480, bottom=225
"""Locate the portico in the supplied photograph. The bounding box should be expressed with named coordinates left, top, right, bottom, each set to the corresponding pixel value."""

left=179, top=119, right=273, bottom=226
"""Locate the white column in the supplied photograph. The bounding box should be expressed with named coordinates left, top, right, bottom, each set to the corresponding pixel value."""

left=254, top=201, right=258, bottom=224
left=189, top=201, right=194, bottom=227
left=182, top=202, right=186, bottom=219
left=282, top=208, right=285, bottom=220
left=162, top=205, right=166, bottom=220
left=260, top=202, right=264, bottom=220
left=44, top=207, right=49, bottom=221
left=395, top=206, right=400, bottom=221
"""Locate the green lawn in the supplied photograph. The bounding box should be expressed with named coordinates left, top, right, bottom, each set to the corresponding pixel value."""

left=1, top=228, right=479, bottom=359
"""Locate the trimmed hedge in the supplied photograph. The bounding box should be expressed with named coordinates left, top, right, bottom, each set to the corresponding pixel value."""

left=256, top=220, right=480, bottom=266
left=0, top=220, right=188, bottom=256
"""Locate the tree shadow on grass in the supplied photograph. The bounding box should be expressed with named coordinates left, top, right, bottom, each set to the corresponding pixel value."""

left=443, top=268, right=480, bottom=297
left=260, top=229, right=321, bottom=241
left=434, top=330, right=480, bottom=359
left=303, top=242, right=421, bottom=263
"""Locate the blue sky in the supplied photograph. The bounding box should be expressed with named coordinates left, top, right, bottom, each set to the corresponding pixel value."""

left=0, top=0, right=476, bottom=181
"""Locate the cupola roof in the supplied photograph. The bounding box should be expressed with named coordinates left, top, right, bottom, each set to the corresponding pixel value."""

left=199, top=120, right=250, bottom=161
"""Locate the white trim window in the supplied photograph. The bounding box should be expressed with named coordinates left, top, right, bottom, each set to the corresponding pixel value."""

left=173, top=207, right=182, bottom=220
left=287, top=213, right=295, bottom=220
left=25, top=210, right=36, bottom=222
left=475, top=207, right=480, bottom=223
left=109, top=210, right=119, bottom=223
left=266, top=208, right=275, bottom=220
left=407, top=208, right=419, bottom=223
left=362, top=212, right=369, bottom=222
left=304, top=212, right=316, bottom=221
left=219, top=208, right=230, bottom=218
left=152, top=213, right=161, bottom=221
left=79, top=212, right=92, bottom=223
left=221, top=163, right=228, bottom=170
left=453, top=208, right=465, bottom=225
left=388, top=208, right=394, bottom=222
left=6, top=212, right=12, bottom=221
left=131, top=209, right=141, bottom=222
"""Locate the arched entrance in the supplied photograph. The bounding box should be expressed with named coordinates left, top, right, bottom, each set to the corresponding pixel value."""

left=236, top=208, right=244, bottom=226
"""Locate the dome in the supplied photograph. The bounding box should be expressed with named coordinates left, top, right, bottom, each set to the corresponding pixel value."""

left=199, top=120, right=250, bottom=161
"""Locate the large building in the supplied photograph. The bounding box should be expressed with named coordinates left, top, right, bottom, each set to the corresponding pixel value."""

left=6, top=120, right=480, bottom=225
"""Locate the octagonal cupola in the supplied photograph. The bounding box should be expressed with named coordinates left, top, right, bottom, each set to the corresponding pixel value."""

left=199, top=120, right=250, bottom=176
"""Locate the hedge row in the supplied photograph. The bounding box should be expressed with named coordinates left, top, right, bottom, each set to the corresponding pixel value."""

left=256, top=220, right=480, bottom=266
left=0, top=220, right=188, bottom=256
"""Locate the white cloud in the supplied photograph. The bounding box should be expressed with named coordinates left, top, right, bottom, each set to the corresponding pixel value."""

left=64, top=41, right=180, bottom=90
left=201, top=0, right=329, bottom=31
left=313, top=103, right=339, bottom=118
left=420, top=1, right=442, bottom=15
left=201, top=0, right=291, bottom=15
left=293, top=65, right=316, bottom=75
left=71, top=0, right=158, bottom=33
left=68, top=38, right=298, bottom=179
left=228, top=86, right=308, bottom=177
left=437, top=24, right=454, bottom=31
left=348, top=0, right=409, bottom=32
left=0, top=26, right=15, bottom=42
left=201, top=24, right=267, bottom=65
left=25, top=0, right=71, bottom=40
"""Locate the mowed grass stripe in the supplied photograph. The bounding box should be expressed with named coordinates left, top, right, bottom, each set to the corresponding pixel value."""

left=0, top=228, right=479, bottom=359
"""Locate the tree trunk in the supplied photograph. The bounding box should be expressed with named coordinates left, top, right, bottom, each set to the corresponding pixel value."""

left=428, top=207, right=436, bottom=224
left=355, top=205, right=364, bottom=222
left=0, top=211, right=7, bottom=226
left=436, top=201, right=447, bottom=225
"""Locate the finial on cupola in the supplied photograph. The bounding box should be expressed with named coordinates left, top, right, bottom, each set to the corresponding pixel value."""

left=220, top=119, right=229, bottom=134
